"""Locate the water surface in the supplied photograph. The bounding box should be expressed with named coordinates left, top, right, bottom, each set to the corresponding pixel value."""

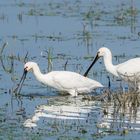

left=0, top=0, right=140, bottom=139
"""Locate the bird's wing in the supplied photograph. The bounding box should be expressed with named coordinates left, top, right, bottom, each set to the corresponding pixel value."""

left=117, top=58, right=140, bottom=78
left=51, top=71, right=102, bottom=90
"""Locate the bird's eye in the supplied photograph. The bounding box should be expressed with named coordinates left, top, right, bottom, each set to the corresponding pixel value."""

left=24, top=66, right=28, bottom=70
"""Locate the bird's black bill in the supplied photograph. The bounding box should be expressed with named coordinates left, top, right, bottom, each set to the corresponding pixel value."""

left=84, top=53, right=99, bottom=77
left=13, top=69, right=28, bottom=94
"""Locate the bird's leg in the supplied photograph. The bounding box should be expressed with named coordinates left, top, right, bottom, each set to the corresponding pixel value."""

left=70, top=90, right=78, bottom=97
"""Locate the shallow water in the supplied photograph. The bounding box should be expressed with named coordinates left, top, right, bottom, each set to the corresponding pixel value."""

left=0, top=0, right=140, bottom=139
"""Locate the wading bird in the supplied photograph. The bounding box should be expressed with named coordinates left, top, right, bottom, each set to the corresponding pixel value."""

left=15, top=62, right=103, bottom=96
left=84, top=47, right=140, bottom=89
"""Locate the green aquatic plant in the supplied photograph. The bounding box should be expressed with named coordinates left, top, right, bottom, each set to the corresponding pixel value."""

left=46, top=48, right=53, bottom=72
left=0, top=42, right=8, bottom=55
left=0, top=42, right=14, bottom=74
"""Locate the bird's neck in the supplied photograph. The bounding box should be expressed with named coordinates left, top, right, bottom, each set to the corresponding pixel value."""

left=103, top=52, right=119, bottom=77
left=32, top=65, right=45, bottom=83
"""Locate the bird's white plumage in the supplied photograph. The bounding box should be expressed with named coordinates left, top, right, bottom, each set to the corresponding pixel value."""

left=24, top=62, right=103, bottom=96
left=116, top=58, right=140, bottom=76
left=97, top=47, right=140, bottom=88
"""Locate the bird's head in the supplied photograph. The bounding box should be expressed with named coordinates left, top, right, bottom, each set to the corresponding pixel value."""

left=14, top=61, right=38, bottom=94
left=97, top=47, right=110, bottom=57
left=91, top=47, right=111, bottom=66
left=84, top=47, right=110, bottom=77
left=24, top=62, right=37, bottom=73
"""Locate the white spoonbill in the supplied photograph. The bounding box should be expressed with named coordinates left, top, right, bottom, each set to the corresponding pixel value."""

left=15, top=62, right=103, bottom=96
left=84, top=47, right=140, bottom=89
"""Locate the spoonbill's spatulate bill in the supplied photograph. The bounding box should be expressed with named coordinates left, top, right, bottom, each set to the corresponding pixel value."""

left=84, top=47, right=140, bottom=89
left=14, top=69, right=27, bottom=94
left=15, top=62, right=103, bottom=96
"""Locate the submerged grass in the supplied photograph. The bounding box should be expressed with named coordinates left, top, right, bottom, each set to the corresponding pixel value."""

left=82, top=86, right=140, bottom=135
left=82, top=88, right=140, bottom=109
